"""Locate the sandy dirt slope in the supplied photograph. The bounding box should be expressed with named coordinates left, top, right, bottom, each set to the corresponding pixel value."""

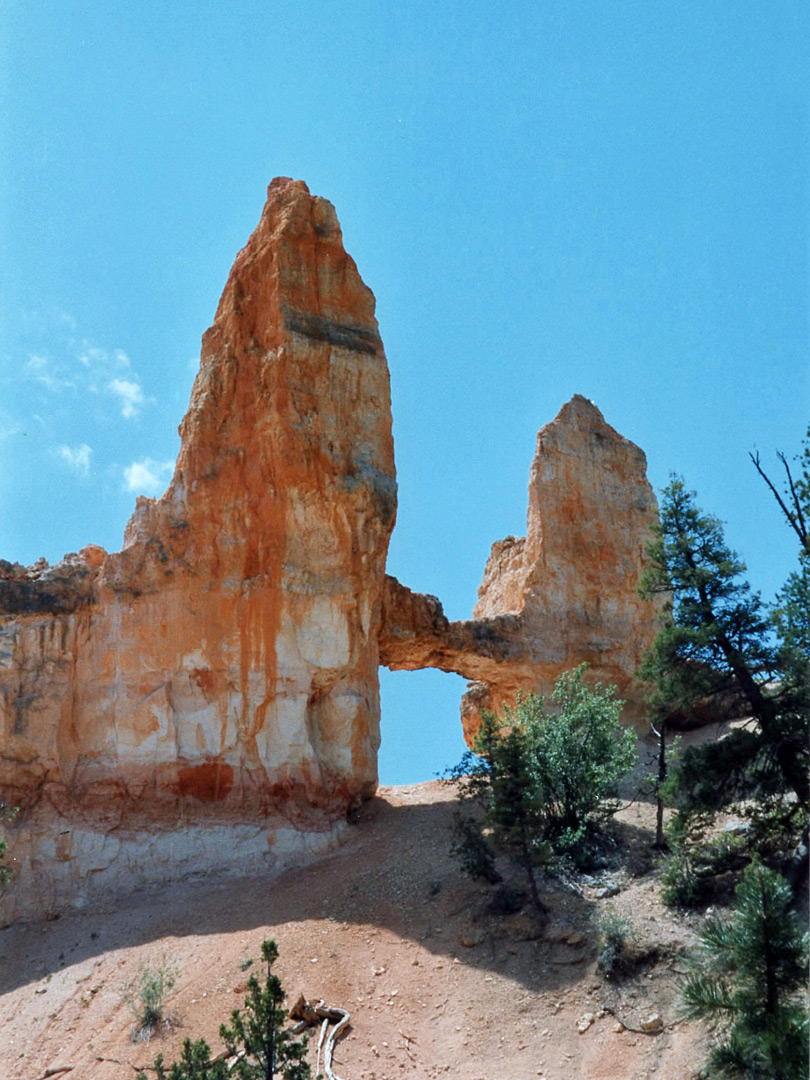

left=0, top=768, right=709, bottom=1080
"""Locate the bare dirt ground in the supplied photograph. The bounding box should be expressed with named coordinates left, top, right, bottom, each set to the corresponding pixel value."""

left=0, top=742, right=713, bottom=1080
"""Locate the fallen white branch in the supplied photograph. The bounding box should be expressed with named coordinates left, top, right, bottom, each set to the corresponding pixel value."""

left=290, top=995, right=351, bottom=1080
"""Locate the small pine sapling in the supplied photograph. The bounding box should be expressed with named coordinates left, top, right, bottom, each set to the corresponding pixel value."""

left=679, top=859, right=809, bottom=1079
left=220, top=939, right=311, bottom=1080
left=136, top=939, right=310, bottom=1080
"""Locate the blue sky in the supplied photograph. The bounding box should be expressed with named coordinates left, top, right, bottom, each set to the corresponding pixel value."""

left=1, top=2, right=807, bottom=784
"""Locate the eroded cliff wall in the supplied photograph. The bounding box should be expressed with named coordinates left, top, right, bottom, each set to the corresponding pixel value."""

left=0, top=179, right=396, bottom=919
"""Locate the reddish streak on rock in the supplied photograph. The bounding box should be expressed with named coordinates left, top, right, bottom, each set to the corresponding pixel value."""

left=176, top=760, right=234, bottom=802
left=191, top=667, right=215, bottom=696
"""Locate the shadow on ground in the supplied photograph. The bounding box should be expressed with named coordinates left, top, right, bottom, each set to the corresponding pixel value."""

left=0, top=786, right=660, bottom=1000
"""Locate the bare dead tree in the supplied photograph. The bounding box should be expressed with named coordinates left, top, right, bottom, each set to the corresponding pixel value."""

left=750, top=448, right=808, bottom=550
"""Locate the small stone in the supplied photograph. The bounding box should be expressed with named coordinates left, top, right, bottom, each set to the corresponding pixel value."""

left=594, top=883, right=620, bottom=899
left=577, top=1012, right=595, bottom=1033
left=723, top=820, right=750, bottom=835
left=613, top=1020, right=625, bottom=1032
left=641, top=1013, right=663, bottom=1032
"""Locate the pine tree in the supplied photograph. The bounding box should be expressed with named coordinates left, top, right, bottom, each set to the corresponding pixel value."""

left=220, top=939, right=310, bottom=1080
left=679, top=859, right=809, bottom=1079
left=142, top=1038, right=229, bottom=1080
left=638, top=476, right=809, bottom=814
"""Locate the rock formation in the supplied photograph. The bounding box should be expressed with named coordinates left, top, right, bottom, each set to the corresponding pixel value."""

left=0, top=178, right=396, bottom=920
left=0, top=180, right=660, bottom=924
left=379, top=395, right=659, bottom=741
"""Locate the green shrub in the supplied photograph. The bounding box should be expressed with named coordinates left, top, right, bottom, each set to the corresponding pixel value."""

left=123, top=957, right=177, bottom=1040
left=0, top=804, right=18, bottom=891
left=449, top=812, right=502, bottom=884
left=659, top=852, right=709, bottom=908
left=137, top=939, right=310, bottom=1080
left=144, top=1039, right=228, bottom=1080
left=448, top=666, right=637, bottom=916
left=593, top=905, right=637, bottom=980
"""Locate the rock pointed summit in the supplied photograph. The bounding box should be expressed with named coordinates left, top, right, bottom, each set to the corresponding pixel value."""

left=0, top=179, right=396, bottom=919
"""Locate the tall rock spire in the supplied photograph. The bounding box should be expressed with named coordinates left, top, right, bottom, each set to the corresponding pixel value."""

left=0, top=180, right=396, bottom=920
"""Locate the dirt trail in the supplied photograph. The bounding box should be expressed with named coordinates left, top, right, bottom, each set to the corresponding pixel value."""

left=0, top=772, right=708, bottom=1079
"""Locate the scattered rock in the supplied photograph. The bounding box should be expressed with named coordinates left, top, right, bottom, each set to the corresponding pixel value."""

left=723, top=820, right=751, bottom=835
left=460, top=935, right=483, bottom=948
left=594, top=884, right=621, bottom=899
left=506, top=912, right=544, bottom=941
left=577, top=1012, right=595, bottom=1033
left=641, top=1013, right=664, bottom=1032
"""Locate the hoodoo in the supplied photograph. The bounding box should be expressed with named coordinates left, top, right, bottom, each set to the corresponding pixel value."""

left=379, top=395, right=659, bottom=741
left=0, top=179, right=397, bottom=920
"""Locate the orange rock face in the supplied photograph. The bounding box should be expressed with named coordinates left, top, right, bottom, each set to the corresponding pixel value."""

left=0, top=179, right=396, bottom=918
left=0, top=183, right=658, bottom=923
left=379, top=396, right=659, bottom=742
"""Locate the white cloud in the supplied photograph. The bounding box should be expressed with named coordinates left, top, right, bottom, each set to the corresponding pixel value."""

left=22, top=331, right=143, bottom=411
left=0, top=421, right=22, bottom=441
left=58, top=443, right=92, bottom=475
left=78, top=343, right=130, bottom=368
left=109, top=378, right=145, bottom=418
left=123, top=458, right=174, bottom=496
left=26, top=353, right=75, bottom=391
left=35, top=371, right=75, bottom=391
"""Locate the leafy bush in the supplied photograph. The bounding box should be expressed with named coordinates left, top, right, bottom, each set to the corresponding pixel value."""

left=448, top=666, right=637, bottom=915
left=659, top=850, right=709, bottom=908
left=533, top=668, right=637, bottom=854
left=449, top=813, right=502, bottom=884
left=679, top=859, right=809, bottom=1079
left=123, top=957, right=177, bottom=1040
